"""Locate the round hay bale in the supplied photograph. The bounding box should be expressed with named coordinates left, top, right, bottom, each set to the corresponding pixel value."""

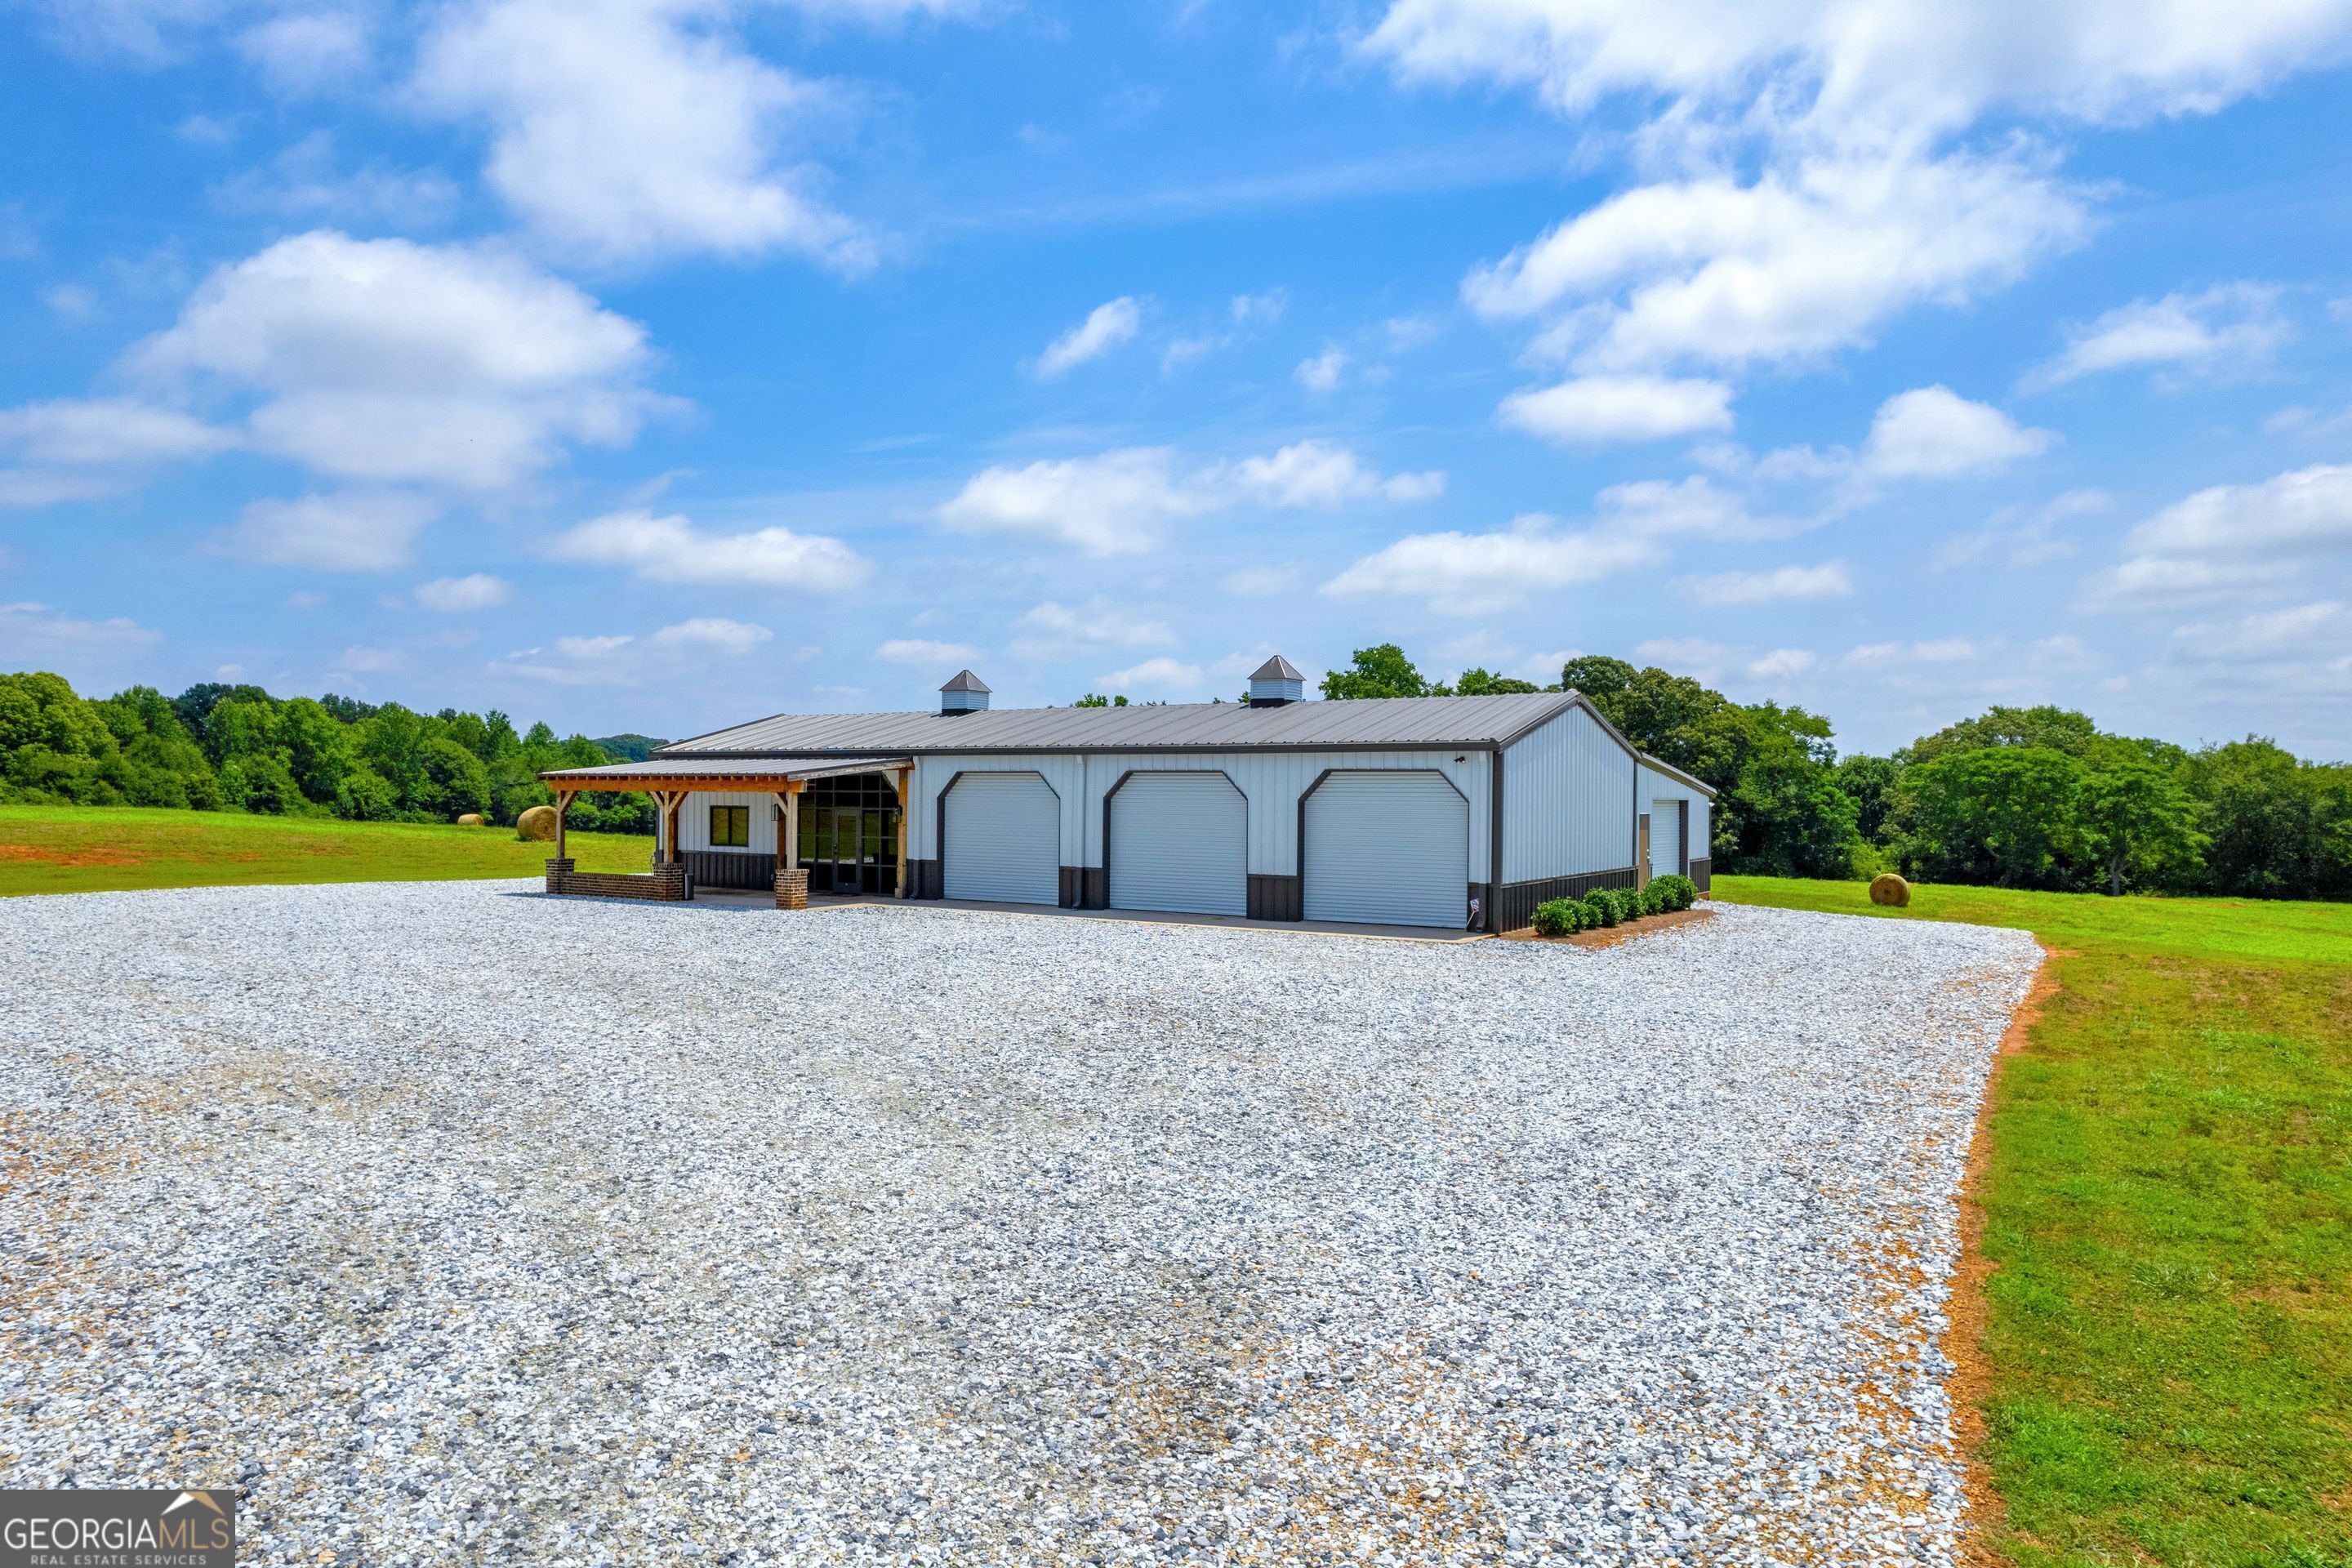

left=514, top=804, right=559, bottom=842
left=1869, top=872, right=1911, bottom=907
left=456, top=813, right=485, bottom=826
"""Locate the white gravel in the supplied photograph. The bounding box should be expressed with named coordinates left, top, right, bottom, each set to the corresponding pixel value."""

left=0, top=882, right=2040, bottom=1567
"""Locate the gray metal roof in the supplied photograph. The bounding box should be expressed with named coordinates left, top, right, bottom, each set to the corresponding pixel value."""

left=939, top=669, right=991, bottom=693
left=543, top=755, right=911, bottom=783
left=1250, top=654, right=1304, bottom=680
left=660, top=692, right=1590, bottom=757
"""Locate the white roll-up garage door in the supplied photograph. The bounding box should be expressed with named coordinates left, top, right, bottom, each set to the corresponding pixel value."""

left=1303, top=770, right=1468, bottom=928
left=942, top=772, right=1061, bottom=905
left=1650, top=799, right=1682, bottom=879
left=1108, top=772, right=1246, bottom=915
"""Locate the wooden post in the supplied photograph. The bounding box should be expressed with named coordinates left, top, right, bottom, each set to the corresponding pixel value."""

left=662, top=791, right=685, bottom=866
left=893, top=767, right=911, bottom=898
left=555, top=790, right=575, bottom=862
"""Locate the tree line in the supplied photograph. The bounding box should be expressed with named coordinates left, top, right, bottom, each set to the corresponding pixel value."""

left=1318, top=645, right=2352, bottom=900
left=10, top=654, right=2347, bottom=898
left=0, top=671, right=653, bottom=834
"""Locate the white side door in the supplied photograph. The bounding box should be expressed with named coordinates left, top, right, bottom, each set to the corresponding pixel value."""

left=1651, top=799, right=1682, bottom=878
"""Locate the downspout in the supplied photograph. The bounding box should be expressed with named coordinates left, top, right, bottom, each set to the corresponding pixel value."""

left=1488, top=743, right=1504, bottom=932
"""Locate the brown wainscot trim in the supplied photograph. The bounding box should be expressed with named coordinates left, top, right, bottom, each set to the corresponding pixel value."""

left=1687, top=857, right=1712, bottom=896
left=1082, top=867, right=1108, bottom=909
left=684, top=849, right=777, bottom=891
left=1490, top=866, right=1637, bottom=934
left=1058, top=866, right=1085, bottom=908
left=1246, top=873, right=1302, bottom=922
left=909, top=858, right=943, bottom=899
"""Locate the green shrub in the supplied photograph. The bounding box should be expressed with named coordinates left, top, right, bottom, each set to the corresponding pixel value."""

left=1531, top=898, right=1579, bottom=938
left=1650, top=873, right=1696, bottom=911
left=1582, top=891, right=1619, bottom=929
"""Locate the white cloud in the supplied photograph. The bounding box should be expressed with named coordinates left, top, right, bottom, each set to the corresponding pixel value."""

left=1594, top=475, right=1791, bottom=540
left=2024, top=283, right=2288, bottom=390
left=1370, top=2, right=2352, bottom=394
left=651, top=616, right=772, bottom=651
left=0, top=470, right=122, bottom=508
left=1035, top=296, right=1140, bottom=376
left=1225, top=439, right=1444, bottom=507
left=0, top=600, right=161, bottom=658
left=414, top=572, right=513, bottom=612
left=1016, top=600, right=1174, bottom=648
left=134, top=230, right=655, bottom=491
left=413, top=0, right=870, bottom=269
left=212, top=132, right=461, bottom=226
left=1932, top=488, right=2104, bottom=571
left=938, top=448, right=1203, bottom=556
left=1498, top=374, right=1732, bottom=445
left=550, top=506, right=871, bottom=591
left=338, top=644, right=404, bottom=673
left=557, top=633, right=633, bottom=658
left=1324, top=513, right=1662, bottom=613
left=1466, top=149, right=2087, bottom=373
left=2174, top=600, right=2351, bottom=663
left=238, top=8, right=372, bottom=94
left=876, top=637, right=980, bottom=666
left=220, top=491, right=441, bottom=572
left=1363, top=1, right=2352, bottom=148
left=2087, top=464, right=2352, bottom=611
left=939, top=441, right=1441, bottom=556
left=1747, top=648, right=1816, bottom=681
left=1097, top=656, right=1202, bottom=691
left=0, top=398, right=235, bottom=466
left=2131, top=464, right=2352, bottom=559
left=1848, top=638, right=1980, bottom=665
left=1862, top=386, right=2053, bottom=478
left=1681, top=560, right=1853, bottom=605
left=44, top=284, right=99, bottom=320
left=1295, top=346, right=1348, bottom=390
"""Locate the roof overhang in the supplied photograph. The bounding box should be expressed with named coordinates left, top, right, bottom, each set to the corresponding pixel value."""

left=1637, top=751, right=1718, bottom=798
left=539, top=755, right=912, bottom=793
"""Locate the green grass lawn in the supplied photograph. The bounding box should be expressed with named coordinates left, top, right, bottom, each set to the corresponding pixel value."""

left=0, top=804, right=654, bottom=897
left=1716, top=875, right=2352, bottom=1568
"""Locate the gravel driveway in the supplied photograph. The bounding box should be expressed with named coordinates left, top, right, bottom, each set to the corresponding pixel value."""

left=1, top=883, right=2039, bottom=1567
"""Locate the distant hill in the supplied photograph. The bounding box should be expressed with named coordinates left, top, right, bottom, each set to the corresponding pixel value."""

left=592, top=734, right=667, bottom=763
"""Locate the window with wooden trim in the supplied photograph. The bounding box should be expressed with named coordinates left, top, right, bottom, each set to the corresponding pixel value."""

left=708, top=804, right=750, bottom=848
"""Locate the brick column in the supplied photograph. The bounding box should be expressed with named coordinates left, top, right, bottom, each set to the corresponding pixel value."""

left=544, top=858, right=573, bottom=894
left=651, top=863, right=688, bottom=901
left=774, top=867, right=809, bottom=910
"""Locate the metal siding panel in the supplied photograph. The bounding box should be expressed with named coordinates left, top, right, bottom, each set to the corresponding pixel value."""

left=677, top=791, right=777, bottom=854
left=1502, top=707, right=1635, bottom=881
left=941, top=772, right=1060, bottom=904
left=1107, top=773, right=1247, bottom=915
left=1303, top=770, right=1470, bottom=927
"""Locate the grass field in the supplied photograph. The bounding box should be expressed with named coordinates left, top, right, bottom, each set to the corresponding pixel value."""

left=0, top=804, right=654, bottom=897
left=1716, top=875, right=2352, bottom=1568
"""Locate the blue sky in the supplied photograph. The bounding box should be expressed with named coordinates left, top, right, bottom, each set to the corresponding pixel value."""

left=3, top=1, right=2350, bottom=755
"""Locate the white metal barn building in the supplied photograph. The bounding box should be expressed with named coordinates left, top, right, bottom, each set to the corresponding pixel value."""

left=540, top=659, right=1713, bottom=932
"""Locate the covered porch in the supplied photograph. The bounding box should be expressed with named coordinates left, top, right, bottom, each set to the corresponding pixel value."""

left=536, top=755, right=915, bottom=906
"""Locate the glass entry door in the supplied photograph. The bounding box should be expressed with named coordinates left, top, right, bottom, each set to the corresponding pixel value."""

left=796, top=782, right=901, bottom=894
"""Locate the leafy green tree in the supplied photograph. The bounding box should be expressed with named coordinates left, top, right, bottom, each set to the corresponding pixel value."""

left=1724, top=737, right=1860, bottom=877
left=220, top=751, right=308, bottom=815
left=2181, top=738, right=2330, bottom=898
left=1072, top=693, right=1129, bottom=707
left=1834, top=754, right=1903, bottom=844
left=2078, top=756, right=2206, bottom=896
left=1557, top=656, right=1636, bottom=702
left=1321, top=644, right=1432, bottom=700
left=1899, top=746, right=2084, bottom=888
left=416, top=737, right=492, bottom=819
left=357, top=706, right=431, bottom=811
left=278, top=697, right=352, bottom=805
left=1444, top=668, right=1540, bottom=695
left=1901, top=704, right=2105, bottom=764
